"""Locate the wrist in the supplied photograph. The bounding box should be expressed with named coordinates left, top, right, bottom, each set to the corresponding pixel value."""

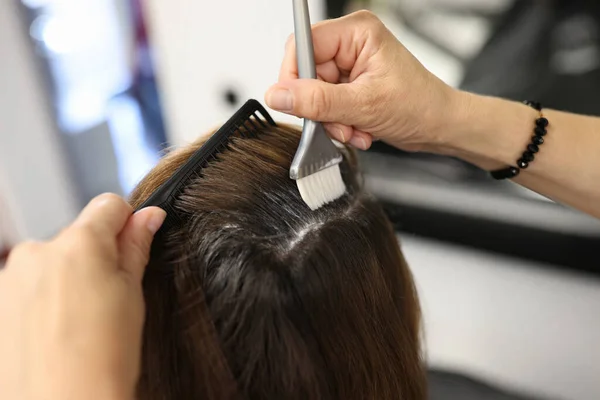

left=435, top=90, right=537, bottom=171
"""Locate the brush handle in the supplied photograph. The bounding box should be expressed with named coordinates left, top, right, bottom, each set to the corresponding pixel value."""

left=289, top=0, right=343, bottom=182
left=292, top=0, right=317, bottom=80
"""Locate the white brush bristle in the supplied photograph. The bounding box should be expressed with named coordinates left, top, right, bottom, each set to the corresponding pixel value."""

left=296, top=164, right=346, bottom=210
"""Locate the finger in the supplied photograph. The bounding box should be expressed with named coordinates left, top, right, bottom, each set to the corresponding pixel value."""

left=71, top=193, right=133, bottom=239
left=2, top=241, right=44, bottom=273
left=282, top=57, right=344, bottom=84
left=265, top=79, right=361, bottom=125
left=118, top=207, right=166, bottom=282
left=278, top=16, right=369, bottom=82
left=279, top=21, right=339, bottom=82
left=323, top=122, right=353, bottom=143
left=348, top=130, right=373, bottom=150
left=279, top=34, right=298, bottom=82
left=316, top=60, right=342, bottom=83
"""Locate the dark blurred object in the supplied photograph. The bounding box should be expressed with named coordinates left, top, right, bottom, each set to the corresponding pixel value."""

left=328, top=0, right=374, bottom=18
left=327, top=0, right=350, bottom=17
left=461, top=0, right=600, bottom=116
left=62, top=122, right=123, bottom=201
left=0, top=194, right=15, bottom=266
left=428, top=369, right=548, bottom=400
left=0, top=247, right=9, bottom=266
left=128, top=0, right=168, bottom=151
left=390, top=0, right=512, bottom=62
left=359, top=150, right=600, bottom=275
left=381, top=201, right=600, bottom=275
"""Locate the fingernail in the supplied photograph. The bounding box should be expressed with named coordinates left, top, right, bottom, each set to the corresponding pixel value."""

left=360, top=137, right=368, bottom=150
left=94, top=193, right=120, bottom=206
left=349, top=136, right=367, bottom=150
left=326, top=125, right=346, bottom=142
left=336, top=128, right=346, bottom=143
left=267, top=89, right=293, bottom=111
left=147, top=209, right=167, bottom=235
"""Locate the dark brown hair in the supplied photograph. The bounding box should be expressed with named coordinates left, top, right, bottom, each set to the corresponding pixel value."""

left=130, top=124, right=426, bottom=400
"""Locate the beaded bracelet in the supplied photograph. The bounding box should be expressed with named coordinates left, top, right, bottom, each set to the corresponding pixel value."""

left=490, top=100, right=549, bottom=180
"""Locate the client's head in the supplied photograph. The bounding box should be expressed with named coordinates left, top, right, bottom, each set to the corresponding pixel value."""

left=130, top=124, right=425, bottom=400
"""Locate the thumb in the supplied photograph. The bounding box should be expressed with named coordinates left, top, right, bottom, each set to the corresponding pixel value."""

left=265, top=79, right=362, bottom=125
left=118, top=207, right=166, bottom=282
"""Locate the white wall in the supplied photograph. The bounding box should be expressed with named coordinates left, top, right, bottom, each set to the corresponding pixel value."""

left=144, top=0, right=325, bottom=146
left=0, top=0, right=79, bottom=239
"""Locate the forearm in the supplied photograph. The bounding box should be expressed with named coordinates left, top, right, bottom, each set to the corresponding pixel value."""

left=441, top=91, right=600, bottom=218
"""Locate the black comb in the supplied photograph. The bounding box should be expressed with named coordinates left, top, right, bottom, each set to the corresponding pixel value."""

left=136, top=99, right=276, bottom=231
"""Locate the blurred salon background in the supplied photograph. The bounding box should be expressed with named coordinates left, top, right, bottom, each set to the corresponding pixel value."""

left=1, top=0, right=599, bottom=399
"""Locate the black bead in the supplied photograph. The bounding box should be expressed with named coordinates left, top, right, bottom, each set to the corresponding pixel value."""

left=517, top=159, right=529, bottom=169
left=533, top=135, right=544, bottom=145
left=536, top=117, right=549, bottom=128
left=527, top=143, right=539, bottom=153
left=534, top=126, right=547, bottom=136
left=522, top=151, right=535, bottom=162
left=524, top=100, right=542, bottom=111
left=491, top=166, right=520, bottom=180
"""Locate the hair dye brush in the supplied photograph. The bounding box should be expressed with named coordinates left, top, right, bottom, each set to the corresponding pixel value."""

left=289, top=0, right=346, bottom=210
left=135, top=99, right=276, bottom=231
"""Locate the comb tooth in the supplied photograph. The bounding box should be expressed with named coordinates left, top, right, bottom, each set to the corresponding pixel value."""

left=247, top=119, right=260, bottom=136
left=247, top=118, right=258, bottom=130
left=233, top=122, right=243, bottom=137
left=213, top=142, right=225, bottom=159
left=253, top=113, right=267, bottom=127
left=254, top=114, right=267, bottom=128
left=190, top=168, right=202, bottom=181
left=237, top=123, right=248, bottom=138
left=243, top=120, right=257, bottom=138
left=258, top=109, right=274, bottom=126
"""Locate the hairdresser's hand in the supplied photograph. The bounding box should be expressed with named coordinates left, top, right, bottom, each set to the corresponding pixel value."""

left=265, top=10, right=460, bottom=152
left=0, top=193, right=166, bottom=400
